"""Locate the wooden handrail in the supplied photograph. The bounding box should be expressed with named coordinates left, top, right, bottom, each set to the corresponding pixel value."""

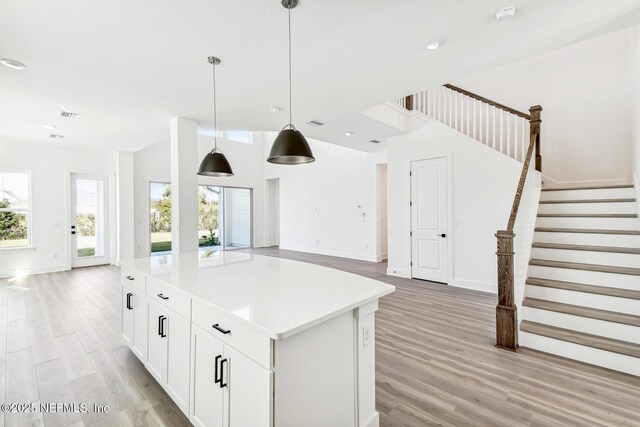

left=444, top=84, right=530, bottom=120
left=495, top=105, right=542, bottom=351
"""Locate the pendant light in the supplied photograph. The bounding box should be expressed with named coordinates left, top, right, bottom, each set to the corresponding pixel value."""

left=198, top=56, right=234, bottom=177
left=267, top=0, right=315, bottom=165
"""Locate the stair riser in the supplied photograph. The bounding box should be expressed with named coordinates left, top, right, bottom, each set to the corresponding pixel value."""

left=536, top=217, right=639, bottom=230
left=534, top=231, right=640, bottom=248
left=528, top=265, right=639, bottom=290
left=522, top=307, right=640, bottom=344
left=541, top=188, right=635, bottom=201
left=531, top=247, right=640, bottom=269
left=520, top=331, right=640, bottom=376
left=525, top=285, right=640, bottom=315
left=538, top=202, right=637, bottom=215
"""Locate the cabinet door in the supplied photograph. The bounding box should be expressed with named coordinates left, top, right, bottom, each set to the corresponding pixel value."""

left=146, top=298, right=168, bottom=383
left=121, top=282, right=134, bottom=345
left=166, top=312, right=191, bottom=415
left=225, top=345, right=272, bottom=427
left=191, top=325, right=225, bottom=427
left=131, top=286, right=147, bottom=361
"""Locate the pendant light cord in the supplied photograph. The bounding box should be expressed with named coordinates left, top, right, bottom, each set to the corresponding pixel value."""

left=212, top=61, right=218, bottom=150
left=288, top=4, right=292, bottom=127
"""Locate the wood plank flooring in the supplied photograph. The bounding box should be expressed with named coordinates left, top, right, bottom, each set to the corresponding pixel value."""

left=1, top=248, right=639, bottom=426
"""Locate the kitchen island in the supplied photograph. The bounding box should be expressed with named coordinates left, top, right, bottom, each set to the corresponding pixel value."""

left=120, top=251, right=394, bottom=427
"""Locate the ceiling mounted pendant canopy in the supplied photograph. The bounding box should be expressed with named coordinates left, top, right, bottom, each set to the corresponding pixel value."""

left=267, top=0, right=315, bottom=165
left=198, top=56, right=234, bottom=177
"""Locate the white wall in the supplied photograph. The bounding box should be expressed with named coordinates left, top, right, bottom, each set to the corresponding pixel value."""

left=261, top=132, right=388, bottom=262
left=631, top=27, right=640, bottom=213
left=387, top=119, right=524, bottom=293
left=455, top=28, right=634, bottom=187
left=133, top=133, right=266, bottom=257
left=0, top=138, right=115, bottom=278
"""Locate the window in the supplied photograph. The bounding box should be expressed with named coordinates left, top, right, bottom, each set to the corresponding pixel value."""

left=0, top=171, right=30, bottom=248
left=199, top=185, right=252, bottom=252
left=150, top=182, right=172, bottom=254
left=225, top=130, right=252, bottom=144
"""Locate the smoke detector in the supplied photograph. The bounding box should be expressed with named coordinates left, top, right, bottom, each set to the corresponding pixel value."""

left=49, top=134, right=65, bottom=139
left=422, top=38, right=443, bottom=50
left=496, top=7, right=516, bottom=22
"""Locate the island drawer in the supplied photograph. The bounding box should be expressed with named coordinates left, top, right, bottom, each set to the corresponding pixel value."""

left=146, top=277, right=191, bottom=319
left=192, top=299, right=272, bottom=369
left=121, top=266, right=145, bottom=291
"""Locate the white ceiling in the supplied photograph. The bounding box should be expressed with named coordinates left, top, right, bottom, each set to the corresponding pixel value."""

left=1, top=0, right=640, bottom=153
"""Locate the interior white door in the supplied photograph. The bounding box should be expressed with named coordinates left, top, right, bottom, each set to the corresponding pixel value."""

left=191, top=325, right=225, bottom=427
left=70, top=174, right=110, bottom=267
left=410, top=158, right=448, bottom=283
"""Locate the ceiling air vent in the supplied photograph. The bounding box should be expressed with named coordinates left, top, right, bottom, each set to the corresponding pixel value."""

left=60, top=110, right=81, bottom=119
left=306, top=120, right=324, bottom=127
left=367, top=139, right=381, bottom=144
left=49, top=134, right=64, bottom=139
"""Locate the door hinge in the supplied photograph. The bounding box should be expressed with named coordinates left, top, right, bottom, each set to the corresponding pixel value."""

left=410, top=231, right=412, bottom=236
left=409, top=171, right=412, bottom=176
left=410, top=261, right=413, bottom=266
left=409, top=201, right=412, bottom=207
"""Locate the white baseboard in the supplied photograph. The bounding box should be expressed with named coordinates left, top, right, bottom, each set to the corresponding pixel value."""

left=361, top=412, right=380, bottom=427
left=278, top=244, right=379, bottom=262
left=386, top=267, right=408, bottom=278
left=542, top=174, right=631, bottom=189
left=449, top=278, right=497, bottom=294
left=0, top=264, right=68, bottom=280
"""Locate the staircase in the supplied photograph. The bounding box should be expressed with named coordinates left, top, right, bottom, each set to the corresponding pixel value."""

left=519, top=184, right=640, bottom=376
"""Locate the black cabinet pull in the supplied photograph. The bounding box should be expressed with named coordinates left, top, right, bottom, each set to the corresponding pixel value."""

left=214, top=355, right=222, bottom=384
left=157, top=293, right=169, bottom=300
left=212, top=323, right=231, bottom=335
left=158, top=315, right=167, bottom=337
left=125, top=275, right=134, bottom=281
left=440, top=233, right=447, bottom=238
left=126, top=293, right=133, bottom=310
left=219, top=358, right=228, bottom=388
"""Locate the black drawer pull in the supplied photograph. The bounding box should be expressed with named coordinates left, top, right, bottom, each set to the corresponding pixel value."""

left=126, top=293, right=133, bottom=310
left=158, top=315, right=167, bottom=337
left=157, top=293, right=169, bottom=300
left=212, top=324, right=231, bottom=335
left=125, top=275, right=134, bottom=281
left=219, top=358, right=228, bottom=388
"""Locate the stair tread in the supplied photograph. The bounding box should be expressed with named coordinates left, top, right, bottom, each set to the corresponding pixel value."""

left=542, top=185, right=634, bottom=191
left=523, top=297, right=640, bottom=327
left=539, top=198, right=636, bottom=204
left=529, top=259, right=640, bottom=276
left=520, top=320, right=640, bottom=358
left=532, top=242, right=640, bottom=254
left=526, top=277, right=640, bottom=300
left=537, top=213, right=638, bottom=218
left=535, top=227, right=640, bottom=235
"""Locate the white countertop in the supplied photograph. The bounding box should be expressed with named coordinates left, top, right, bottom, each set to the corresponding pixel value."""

left=121, top=251, right=395, bottom=340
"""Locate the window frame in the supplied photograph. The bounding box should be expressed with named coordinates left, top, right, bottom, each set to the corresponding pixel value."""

left=148, top=181, right=172, bottom=255
left=0, top=169, right=33, bottom=249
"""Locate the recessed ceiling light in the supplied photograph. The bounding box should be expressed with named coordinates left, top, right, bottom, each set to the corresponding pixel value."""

left=306, top=120, right=325, bottom=127
left=422, top=38, right=443, bottom=50
left=345, top=131, right=354, bottom=137
left=42, top=124, right=57, bottom=130
left=270, top=106, right=284, bottom=112
left=367, top=139, right=381, bottom=144
left=49, top=134, right=64, bottom=139
left=496, top=7, right=516, bottom=22
left=0, top=59, right=27, bottom=70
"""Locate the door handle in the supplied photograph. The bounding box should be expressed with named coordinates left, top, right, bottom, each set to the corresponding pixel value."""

left=212, top=323, right=231, bottom=335
left=71, top=231, right=76, bottom=235
left=125, top=275, right=134, bottom=281
left=158, top=315, right=167, bottom=337
left=126, top=293, right=133, bottom=310
left=214, top=354, right=222, bottom=384
left=157, top=293, right=169, bottom=300
left=219, top=358, right=228, bottom=388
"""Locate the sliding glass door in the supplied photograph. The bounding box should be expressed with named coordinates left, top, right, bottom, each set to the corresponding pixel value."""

left=198, top=186, right=252, bottom=252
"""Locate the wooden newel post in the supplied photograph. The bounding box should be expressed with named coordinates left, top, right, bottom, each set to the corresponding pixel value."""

left=529, top=105, right=542, bottom=172
left=405, top=95, right=414, bottom=111
left=495, top=229, right=518, bottom=350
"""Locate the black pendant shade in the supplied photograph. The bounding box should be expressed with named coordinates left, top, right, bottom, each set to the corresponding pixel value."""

left=267, top=127, right=315, bottom=164
left=198, top=149, right=234, bottom=177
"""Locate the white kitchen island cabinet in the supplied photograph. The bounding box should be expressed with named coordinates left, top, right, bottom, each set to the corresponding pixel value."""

left=120, top=251, right=394, bottom=427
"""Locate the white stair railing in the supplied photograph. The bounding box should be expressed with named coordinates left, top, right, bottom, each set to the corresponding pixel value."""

left=396, top=84, right=532, bottom=163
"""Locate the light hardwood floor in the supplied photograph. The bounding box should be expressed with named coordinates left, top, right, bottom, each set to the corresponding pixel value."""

left=0, top=248, right=638, bottom=426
